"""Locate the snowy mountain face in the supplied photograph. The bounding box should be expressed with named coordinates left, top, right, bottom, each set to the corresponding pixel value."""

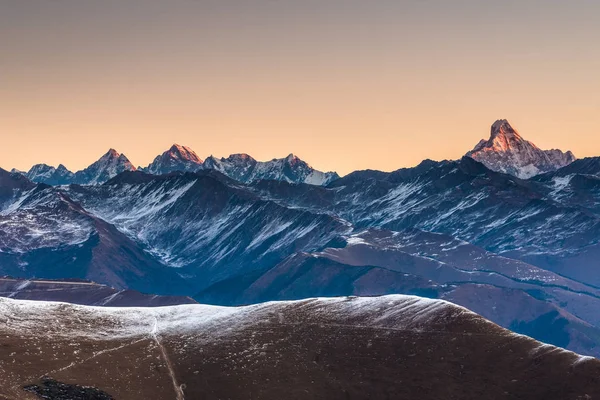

left=2, top=295, right=599, bottom=400
left=271, top=156, right=600, bottom=286
left=72, top=149, right=136, bottom=185
left=66, top=171, right=351, bottom=291
left=141, top=144, right=203, bottom=175
left=466, top=119, right=576, bottom=179
left=545, top=156, right=600, bottom=177
left=25, top=163, right=74, bottom=185
left=0, top=179, right=190, bottom=295
left=0, top=168, right=36, bottom=209
left=13, top=149, right=137, bottom=186
left=202, top=153, right=259, bottom=182
left=0, top=186, right=94, bottom=253
left=201, top=153, right=339, bottom=185
left=254, top=153, right=340, bottom=185
left=0, top=169, right=349, bottom=297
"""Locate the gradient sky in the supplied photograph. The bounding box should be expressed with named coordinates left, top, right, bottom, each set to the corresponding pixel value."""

left=1, top=0, right=599, bottom=175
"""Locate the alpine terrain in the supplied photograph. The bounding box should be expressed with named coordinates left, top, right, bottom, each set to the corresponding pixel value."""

left=2, top=119, right=600, bottom=375
left=141, top=144, right=204, bottom=175
left=1, top=295, right=599, bottom=400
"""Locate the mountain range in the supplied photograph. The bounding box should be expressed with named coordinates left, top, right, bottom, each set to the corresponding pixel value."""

left=9, top=120, right=576, bottom=187
left=15, top=146, right=339, bottom=187
left=2, top=119, right=599, bottom=361
left=11, top=120, right=574, bottom=188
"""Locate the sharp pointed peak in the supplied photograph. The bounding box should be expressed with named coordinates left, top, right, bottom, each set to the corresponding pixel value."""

left=490, top=119, right=521, bottom=140
left=168, top=143, right=191, bottom=152
left=285, top=153, right=301, bottom=162
left=103, top=148, right=121, bottom=158
left=491, top=119, right=511, bottom=130
left=467, top=119, right=528, bottom=154
left=159, top=144, right=202, bottom=164
left=93, top=149, right=134, bottom=168
left=467, top=119, right=577, bottom=178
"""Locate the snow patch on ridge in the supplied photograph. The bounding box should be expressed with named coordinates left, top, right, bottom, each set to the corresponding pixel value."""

left=0, top=295, right=466, bottom=340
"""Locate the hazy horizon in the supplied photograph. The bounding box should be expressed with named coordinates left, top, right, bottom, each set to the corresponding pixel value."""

left=2, top=0, right=598, bottom=175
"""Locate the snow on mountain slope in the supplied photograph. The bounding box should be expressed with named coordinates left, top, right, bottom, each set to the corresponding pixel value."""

left=466, top=119, right=575, bottom=179
left=12, top=150, right=138, bottom=186
left=0, top=187, right=93, bottom=252
left=202, top=153, right=339, bottom=185
left=550, top=156, right=600, bottom=177
left=255, top=155, right=600, bottom=287
left=66, top=171, right=351, bottom=290
left=0, top=181, right=192, bottom=295
left=11, top=147, right=338, bottom=186
left=0, top=168, right=36, bottom=207
left=72, top=149, right=136, bottom=185
left=1, top=295, right=599, bottom=400
left=197, top=226, right=600, bottom=357
left=247, top=153, right=339, bottom=185
left=317, top=158, right=595, bottom=252
left=24, top=163, right=74, bottom=185
left=201, top=153, right=259, bottom=182
left=537, top=173, right=600, bottom=216
left=0, top=295, right=480, bottom=339
left=142, top=144, right=203, bottom=175
left=6, top=167, right=600, bottom=358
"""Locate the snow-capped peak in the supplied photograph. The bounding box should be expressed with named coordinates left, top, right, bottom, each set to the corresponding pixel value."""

left=142, top=144, right=203, bottom=175
left=104, top=148, right=120, bottom=158
left=491, top=119, right=519, bottom=137
left=73, top=149, right=136, bottom=185
left=197, top=153, right=338, bottom=185
left=167, top=144, right=203, bottom=163
left=96, top=149, right=133, bottom=165
left=466, top=120, right=576, bottom=179
left=56, top=164, right=71, bottom=174
left=9, top=148, right=338, bottom=186
left=285, top=153, right=300, bottom=163
left=226, top=153, right=256, bottom=163
left=21, top=163, right=75, bottom=185
left=491, top=119, right=523, bottom=141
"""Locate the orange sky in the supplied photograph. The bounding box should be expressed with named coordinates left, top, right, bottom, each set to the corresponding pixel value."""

left=1, top=0, right=599, bottom=175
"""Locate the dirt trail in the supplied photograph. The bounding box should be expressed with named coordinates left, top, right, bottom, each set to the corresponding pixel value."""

left=150, top=317, right=185, bottom=400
